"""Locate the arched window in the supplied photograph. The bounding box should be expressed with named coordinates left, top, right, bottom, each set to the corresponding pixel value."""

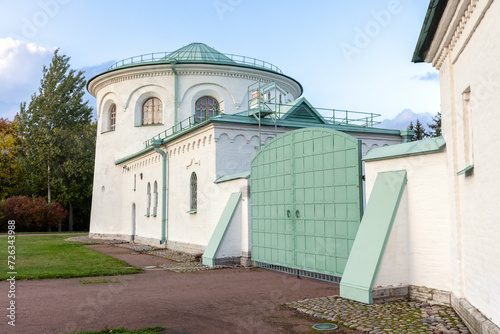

left=195, top=96, right=219, bottom=123
left=190, top=172, right=197, bottom=212
left=153, top=181, right=158, bottom=217
left=146, top=182, right=151, bottom=217
left=110, top=104, right=116, bottom=131
left=142, top=97, right=163, bottom=125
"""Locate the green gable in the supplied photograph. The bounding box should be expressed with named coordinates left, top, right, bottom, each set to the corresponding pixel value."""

left=279, top=97, right=327, bottom=124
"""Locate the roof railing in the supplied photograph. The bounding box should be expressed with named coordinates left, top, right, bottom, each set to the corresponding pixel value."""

left=108, top=51, right=283, bottom=74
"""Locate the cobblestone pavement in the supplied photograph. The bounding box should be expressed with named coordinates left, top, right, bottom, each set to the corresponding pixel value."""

left=287, top=296, right=470, bottom=334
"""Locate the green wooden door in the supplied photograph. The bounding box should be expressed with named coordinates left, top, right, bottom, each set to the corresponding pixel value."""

left=251, top=128, right=362, bottom=279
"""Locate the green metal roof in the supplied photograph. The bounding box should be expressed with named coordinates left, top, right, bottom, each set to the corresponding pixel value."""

left=106, top=42, right=284, bottom=74
left=412, top=0, right=447, bottom=63
left=161, top=43, right=237, bottom=64
left=363, top=136, right=445, bottom=162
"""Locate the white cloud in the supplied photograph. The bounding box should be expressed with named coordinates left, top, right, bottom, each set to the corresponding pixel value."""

left=0, top=38, right=55, bottom=119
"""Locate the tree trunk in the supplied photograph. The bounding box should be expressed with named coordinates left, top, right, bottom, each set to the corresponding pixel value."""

left=68, top=202, right=73, bottom=231
left=47, top=164, right=51, bottom=203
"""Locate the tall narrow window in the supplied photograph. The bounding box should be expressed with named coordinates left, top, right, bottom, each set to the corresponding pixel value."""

left=146, top=182, right=151, bottom=217
left=142, top=97, right=163, bottom=125
left=153, top=181, right=158, bottom=217
left=133, top=174, right=136, bottom=191
left=190, top=172, right=197, bottom=212
left=110, top=104, right=116, bottom=131
left=462, top=89, right=474, bottom=166
left=195, top=96, right=219, bottom=123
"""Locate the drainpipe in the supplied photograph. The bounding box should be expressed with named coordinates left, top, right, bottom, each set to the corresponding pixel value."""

left=170, top=60, right=178, bottom=126
left=152, top=139, right=168, bottom=244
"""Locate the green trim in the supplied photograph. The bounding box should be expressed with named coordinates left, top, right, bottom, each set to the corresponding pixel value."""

left=115, top=146, right=154, bottom=165
left=340, top=170, right=407, bottom=304
left=214, top=172, right=250, bottom=184
left=412, top=0, right=448, bottom=63
left=363, top=136, right=445, bottom=162
left=186, top=209, right=197, bottom=214
left=202, top=192, right=242, bottom=267
left=457, top=164, right=474, bottom=176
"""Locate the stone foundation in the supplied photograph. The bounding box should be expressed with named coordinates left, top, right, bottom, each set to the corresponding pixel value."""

left=452, top=295, right=500, bottom=334
left=373, top=285, right=409, bottom=303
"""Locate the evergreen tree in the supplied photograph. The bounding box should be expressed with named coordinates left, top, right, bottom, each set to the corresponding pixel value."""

left=407, top=119, right=428, bottom=141
left=428, top=112, right=442, bottom=137
left=18, top=49, right=95, bottom=231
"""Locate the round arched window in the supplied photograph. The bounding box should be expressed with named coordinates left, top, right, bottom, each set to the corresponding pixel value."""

left=195, top=96, right=219, bottom=123
left=142, top=97, right=163, bottom=125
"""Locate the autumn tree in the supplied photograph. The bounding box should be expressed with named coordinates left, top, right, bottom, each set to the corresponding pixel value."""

left=0, top=117, right=24, bottom=199
left=18, top=49, right=95, bottom=231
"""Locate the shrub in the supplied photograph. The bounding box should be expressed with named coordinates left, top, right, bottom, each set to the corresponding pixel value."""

left=0, top=196, right=67, bottom=232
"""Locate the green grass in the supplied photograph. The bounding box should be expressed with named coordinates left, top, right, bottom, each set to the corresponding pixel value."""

left=0, top=235, right=142, bottom=280
left=66, top=327, right=165, bottom=334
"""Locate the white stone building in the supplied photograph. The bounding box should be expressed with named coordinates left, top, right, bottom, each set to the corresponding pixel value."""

left=339, top=1, right=500, bottom=333
left=88, top=43, right=407, bottom=265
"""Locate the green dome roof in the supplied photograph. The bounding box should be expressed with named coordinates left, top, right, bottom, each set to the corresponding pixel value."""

left=107, top=43, right=284, bottom=74
left=162, top=43, right=236, bottom=64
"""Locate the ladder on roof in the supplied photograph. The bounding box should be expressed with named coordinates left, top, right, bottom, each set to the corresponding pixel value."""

left=247, top=81, right=288, bottom=149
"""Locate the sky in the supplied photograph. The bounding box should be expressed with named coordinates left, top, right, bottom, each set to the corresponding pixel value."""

left=0, top=0, right=440, bottom=128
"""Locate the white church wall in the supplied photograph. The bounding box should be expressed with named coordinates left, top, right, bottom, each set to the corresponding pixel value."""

left=435, top=0, right=500, bottom=325
left=365, top=150, right=452, bottom=293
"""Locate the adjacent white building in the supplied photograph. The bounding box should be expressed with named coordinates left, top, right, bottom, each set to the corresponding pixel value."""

left=345, top=1, right=500, bottom=333
left=88, top=43, right=407, bottom=264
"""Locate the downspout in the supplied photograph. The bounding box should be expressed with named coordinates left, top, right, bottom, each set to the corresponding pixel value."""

left=170, top=60, right=178, bottom=126
left=152, top=139, right=168, bottom=244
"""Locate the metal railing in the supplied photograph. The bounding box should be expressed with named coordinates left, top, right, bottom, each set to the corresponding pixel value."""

left=145, top=106, right=380, bottom=148
left=144, top=111, right=219, bottom=148
left=271, top=105, right=381, bottom=127
left=108, top=51, right=283, bottom=74
left=314, top=107, right=380, bottom=127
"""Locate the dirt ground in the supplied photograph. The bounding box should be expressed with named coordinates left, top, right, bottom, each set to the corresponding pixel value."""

left=0, top=244, right=361, bottom=334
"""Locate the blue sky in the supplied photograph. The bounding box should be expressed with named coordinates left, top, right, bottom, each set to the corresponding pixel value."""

left=0, top=0, right=440, bottom=127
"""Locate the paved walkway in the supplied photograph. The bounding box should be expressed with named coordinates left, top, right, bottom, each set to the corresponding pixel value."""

left=0, top=240, right=355, bottom=334
left=0, top=237, right=472, bottom=333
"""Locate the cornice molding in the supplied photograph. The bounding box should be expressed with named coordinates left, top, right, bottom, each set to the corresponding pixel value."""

left=433, top=0, right=493, bottom=69
left=89, top=64, right=301, bottom=98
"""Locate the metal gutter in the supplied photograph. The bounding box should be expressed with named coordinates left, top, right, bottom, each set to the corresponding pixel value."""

left=412, top=0, right=447, bottom=63
left=152, top=139, right=168, bottom=245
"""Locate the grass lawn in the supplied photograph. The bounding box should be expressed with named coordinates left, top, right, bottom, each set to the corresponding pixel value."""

left=66, top=327, right=165, bottom=334
left=0, top=235, right=142, bottom=280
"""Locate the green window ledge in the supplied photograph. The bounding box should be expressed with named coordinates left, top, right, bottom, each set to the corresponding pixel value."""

left=187, top=209, right=197, bottom=214
left=457, top=165, right=474, bottom=176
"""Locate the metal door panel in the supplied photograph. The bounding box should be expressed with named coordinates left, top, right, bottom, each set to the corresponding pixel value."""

left=251, top=128, right=362, bottom=280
